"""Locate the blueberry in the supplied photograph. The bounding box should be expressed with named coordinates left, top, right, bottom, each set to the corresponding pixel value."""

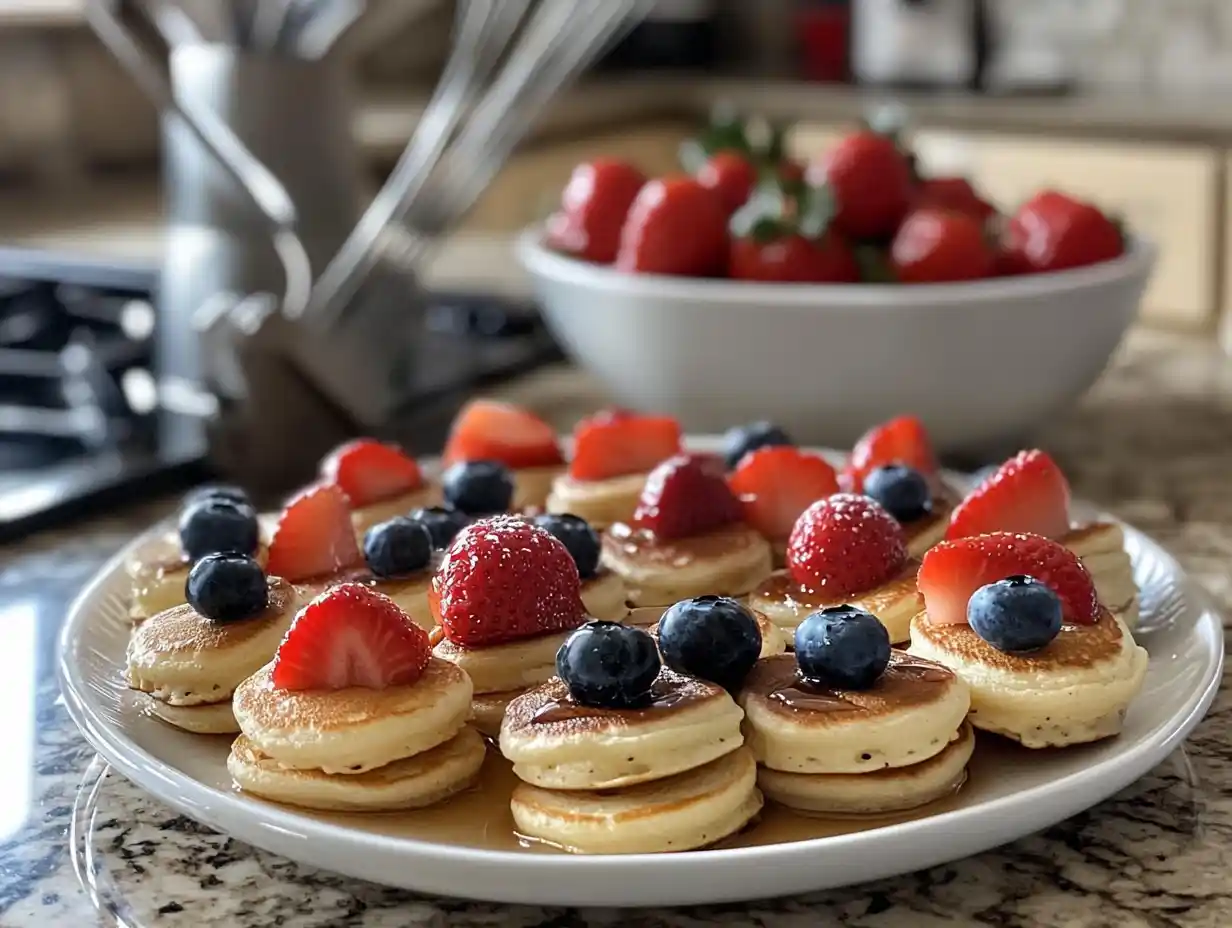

left=408, top=505, right=470, bottom=549
left=364, top=517, right=434, bottom=578
left=967, top=575, right=1062, bottom=653
left=442, top=460, right=514, bottom=515
left=722, top=421, right=794, bottom=469
left=657, top=595, right=761, bottom=690
left=184, top=483, right=250, bottom=509
left=178, top=498, right=259, bottom=561
left=556, top=621, right=661, bottom=709
left=794, top=605, right=891, bottom=690
left=185, top=553, right=268, bottom=622
left=864, top=464, right=933, bottom=522
left=533, top=513, right=601, bottom=579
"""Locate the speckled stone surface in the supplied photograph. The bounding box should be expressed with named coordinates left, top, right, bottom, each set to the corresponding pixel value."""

left=3, top=329, right=1231, bottom=927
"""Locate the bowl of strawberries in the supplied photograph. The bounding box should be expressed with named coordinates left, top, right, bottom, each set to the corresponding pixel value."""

left=517, top=115, right=1156, bottom=455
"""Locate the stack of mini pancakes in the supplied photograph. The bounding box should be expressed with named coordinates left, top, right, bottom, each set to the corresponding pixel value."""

left=499, top=670, right=763, bottom=853
left=739, top=652, right=974, bottom=815
left=126, top=576, right=301, bottom=734
left=228, top=657, right=485, bottom=812
left=432, top=626, right=580, bottom=738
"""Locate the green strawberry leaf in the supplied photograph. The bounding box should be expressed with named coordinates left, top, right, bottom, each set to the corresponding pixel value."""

left=678, top=138, right=708, bottom=175
left=797, top=184, right=837, bottom=240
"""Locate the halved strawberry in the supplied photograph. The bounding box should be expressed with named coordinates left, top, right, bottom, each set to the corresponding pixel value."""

left=271, top=583, right=431, bottom=691
left=842, top=415, right=939, bottom=491
left=945, top=449, right=1071, bottom=541
left=728, top=447, right=840, bottom=541
left=633, top=453, right=744, bottom=541
left=321, top=438, right=422, bottom=507
left=442, top=399, right=564, bottom=470
left=568, top=409, right=682, bottom=481
left=433, top=516, right=585, bottom=648
left=265, top=483, right=362, bottom=582
left=786, top=494, right=908, bottom=597
left=918, top=532, right=1100, bottom=626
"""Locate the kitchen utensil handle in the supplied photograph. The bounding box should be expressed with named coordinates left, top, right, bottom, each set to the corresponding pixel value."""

left=303, top=0, right=530, bottom=329
left=85, top=0, right=312, bottom=322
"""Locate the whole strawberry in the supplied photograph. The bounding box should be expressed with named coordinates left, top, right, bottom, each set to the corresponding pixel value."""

left=891, top=208, right=996, bottom=284
left=432, top=516, right=586, bottom=648
left=616, top=175, right=729, bottom=277
left=697, top=150, right=758, bottom=216
left=786, top=494, right=908, bottom=597
left=546, top=158, right=646, bottom=264
left=728, top=183, right=859, bottom=283
left=633, top=453, right=744, bottom=540
left=913, top=177, right=996, bottom=223
left=807, top=131, right=914, bottom=240
left=1003, top=190, right=1124, bottom=273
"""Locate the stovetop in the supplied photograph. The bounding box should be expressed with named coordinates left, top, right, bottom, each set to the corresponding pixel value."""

left=0, top=247, right=560, bottom=541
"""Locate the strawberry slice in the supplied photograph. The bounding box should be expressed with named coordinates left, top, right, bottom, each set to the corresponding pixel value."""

left=266, top=483, right=362, bottom=582
left=632, top=453, right=744, bottom=541
left=321, top=438, right=423, bottom=507
left=271, top=583, right=431, bottom=691
left=728, top=447, right=841, bottom=541
left=842, top=415, right=939, bottom=491
left=433, top=516, right=586, bottom=648
left=786, top=494, right=907, bottom=597
left=919, top=532, right=1100, bottom=626
left=945, top=449, right=1071, bottom=541
left=569, top=409, right=682, bottom=481
left=442, top=399, right=564, bottom=470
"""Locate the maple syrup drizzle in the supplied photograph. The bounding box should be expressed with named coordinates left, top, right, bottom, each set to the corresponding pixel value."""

left=530, top=676, right=706, bottom=725
left=300, top=734, right=1045, bottom=854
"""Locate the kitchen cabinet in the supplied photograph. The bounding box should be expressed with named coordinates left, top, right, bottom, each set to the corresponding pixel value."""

left=790, top=123, right=1221, bottom=329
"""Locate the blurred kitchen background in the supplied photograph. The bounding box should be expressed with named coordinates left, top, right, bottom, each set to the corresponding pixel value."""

left=0, top=0, right=1230, bottom=536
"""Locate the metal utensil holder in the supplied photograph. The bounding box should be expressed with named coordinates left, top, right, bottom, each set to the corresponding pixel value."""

left=160, top=45, right=424, bottom=487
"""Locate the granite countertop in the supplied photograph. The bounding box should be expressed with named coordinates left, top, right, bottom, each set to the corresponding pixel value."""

left=2, top=329, right=1231, bottom=927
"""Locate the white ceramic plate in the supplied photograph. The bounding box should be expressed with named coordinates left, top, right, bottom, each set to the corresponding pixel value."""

left=58, top=443, right=1223, bottom=907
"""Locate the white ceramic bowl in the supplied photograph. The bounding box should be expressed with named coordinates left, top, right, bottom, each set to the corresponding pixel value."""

left=516, top=230, right=1156, bottom=454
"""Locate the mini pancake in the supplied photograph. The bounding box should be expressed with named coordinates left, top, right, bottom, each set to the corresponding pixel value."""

left=907, top=608, right=1147, bottom=749
left=581, top=569, right=629, bottom=622
left=127, top=577, right=301, bottom=729
left=138, top=693, right=242, bottom=735
left=126, top=514, right=277, bottom=621
left=431, top=627, right=573, bottom=696
left=748, top=562, right=922, bottom=645
left=350, top=485, right=442, bottom=539
left=513, top=464, right=567, bottom=512
left=647, top=610, right=786, bottom=660
left=511, top=745, right=763, bottom=855
left=546, top=472, right=647, bottom=530
left=601, top=522, right=774, bottom=608
left=232, top=657, right=473, bottom=773
left=738, top=651, right=971, bottom=774
left=470, top=690, right=530, bottom=739
left=227, top=726, right=486, bottom=812
left=758, top=722, right=974, bottom=815
left=1064, top=521, right=1139, bottom=628
left=499, top=670, right=745, bottom=790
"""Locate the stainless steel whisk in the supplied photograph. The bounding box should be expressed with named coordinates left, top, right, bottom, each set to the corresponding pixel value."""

left=304, top=0, right=653, bottom=330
